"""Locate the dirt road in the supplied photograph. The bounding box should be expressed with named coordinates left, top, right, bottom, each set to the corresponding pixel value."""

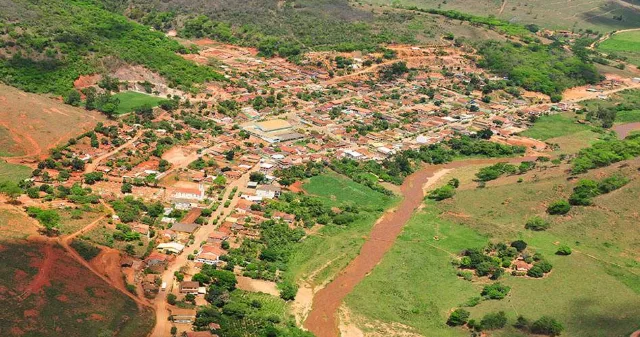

left=150, top=163, right=260, bottom=337
left=613, top=122, right=640, bottom=139
left=85, top=130, right=143, bottom=173
left=304, top=156, right=536, bottom=337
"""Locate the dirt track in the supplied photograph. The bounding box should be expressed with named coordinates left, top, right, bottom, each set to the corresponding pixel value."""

left=304, top=156, right=537, bottom=337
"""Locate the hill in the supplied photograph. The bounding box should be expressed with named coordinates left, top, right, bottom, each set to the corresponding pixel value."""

left=361, top=0, right=640, bottom=32
left=0, top=83, right=105, bottom=160
left=0, top=0, right=223, bottom=95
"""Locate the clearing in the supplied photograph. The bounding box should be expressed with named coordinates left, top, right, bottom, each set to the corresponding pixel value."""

left=0, top=84, right=105, bottom=160
left=111, top=91, right=166, bottom=115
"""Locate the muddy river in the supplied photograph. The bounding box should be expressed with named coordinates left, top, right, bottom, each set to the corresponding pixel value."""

left=304, top=156, right=536, bottom=337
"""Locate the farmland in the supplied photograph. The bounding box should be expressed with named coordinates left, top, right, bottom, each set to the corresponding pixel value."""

left=598, top=30, right=640, bottom=67
left=345, top=158, right=640, bottom=336
left=519, top=113, right=594, bottom=140
left=112, top=91, right=166, bottom=115
left=303, top=172, right=395, bottom=210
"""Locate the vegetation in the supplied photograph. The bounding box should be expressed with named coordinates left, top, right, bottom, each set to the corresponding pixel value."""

left=477, top=41, right=602, bottom=97
left=520, top=113, right=593, bottom=141
left=0, top=0, right=222, bottom=94
left=572, top=134, right=640, bottom=173
left=111, top=91, right=165, bottom=115
left=546, top=200, right=571, bottom=215
left=70, top=239, right=102, bottom=260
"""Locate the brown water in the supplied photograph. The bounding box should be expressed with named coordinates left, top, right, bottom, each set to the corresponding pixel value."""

left=303, top=156, right=536, bottom=337
left=613, top=122, right=640, bottom=140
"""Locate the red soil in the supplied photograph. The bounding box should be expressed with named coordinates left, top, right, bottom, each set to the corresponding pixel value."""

left=20, top=243, right=54, bottom=298
left=304, top=156, right=537, bottom=337
left=288, top=181, right=305, bottom=194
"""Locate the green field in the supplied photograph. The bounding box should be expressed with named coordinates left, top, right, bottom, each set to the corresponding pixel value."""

left=303, top=172, right=395, bottom=210
left=111, top=91, right=166, bottom=115
left=346, top=161, right=640, bottom=336
left=520, top=113, right=593, bottom=140
left=598, top=30, right=640, bottom=66
left=0, top=160, right=31, bottom=184
left=285, top=173, right=398, bottom=285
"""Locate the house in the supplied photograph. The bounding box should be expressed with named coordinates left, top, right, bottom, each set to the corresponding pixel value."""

left=514, top=259, right=533, bottom=272
left=273, top=211, right=295, bottom=223
left=170, top=308, right=196, bottom=324
left=157, top=242, right=185, bottom=254
left=207, top=231, right=229, bottom=244
left=256, top=185, right=281, bottom=199
left=171, top=184, right=205, bottom=202
left=145, top=252, right=168, bottom=273
left=195, top=245, right=225, bottom=265
left=171, top=223, right=200, bottom=234
left=179, top=281, right=200, bottom=294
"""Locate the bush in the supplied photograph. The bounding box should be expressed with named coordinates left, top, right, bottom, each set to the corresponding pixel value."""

left=525, top=216, right=551, bottom=231
left=510, top=240, right=528, bottom=252
left=427, top=184, right=456, bottom=201
left=167, top=293, right=177, bottom=305
left=556, top=245, right=572, bottom=255
left=480, top=311, right=508, bottom=330
left=481, top=283, right=511, bottom=300
left=547, top=200, right=570, bottom=215
left=527, top=265, right=545, bottom=278
left=70, top=239, right=101, bottom=261
left=531, top=316, right=564, bottom=336
left=447, top=308, right=470, bottom=326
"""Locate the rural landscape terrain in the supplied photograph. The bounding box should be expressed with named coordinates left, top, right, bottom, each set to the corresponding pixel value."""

left=0, top=0, right=639, bottom=337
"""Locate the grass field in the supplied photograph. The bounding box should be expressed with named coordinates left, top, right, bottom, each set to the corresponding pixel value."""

left=303, top=172, right=395, bottom=210
left=112, top=91, right=165, bottom=115
left=598, top=30, right=640, bottom=66
left=582, top=89, right=640, bottom=124
left=285, top=173, right=398, bottom=285
left=345, top=159, right=640, bottom=336
left=58, top=206, right=105, bottom=235
left=520, top=113, right=593, bottom=141
left=0, top=241, right=154, bottom=337
left=0, top=160, right=31, bottom=184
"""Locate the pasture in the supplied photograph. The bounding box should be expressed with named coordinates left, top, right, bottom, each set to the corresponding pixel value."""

left=112, top=91, right=165, bottom=115
left=0, top=160, right=31, bottom=184
left=598, top=30, right=640, bottom=66
left=519, top=112, right=592, bottom=140
left=345, top=159, right=640, bottom=336
left=303, top=172, right=395, bottom=210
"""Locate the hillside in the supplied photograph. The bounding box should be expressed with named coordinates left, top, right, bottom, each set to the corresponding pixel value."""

left=0, top=0, right=223, bottom=94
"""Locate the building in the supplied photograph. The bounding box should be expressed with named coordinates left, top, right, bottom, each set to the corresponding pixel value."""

left=170, top=308, right=196, bottom=324
left=195, top=245, right=225, bottom=265
left=171, top=223, right=200, bottom=234
left=171, top=184, right=205, bottom=202
left=157, top=242, right=185, bottom=254
left=256, top=185, right=281, bottom=199
left=179, top=281, right=200, bottom=294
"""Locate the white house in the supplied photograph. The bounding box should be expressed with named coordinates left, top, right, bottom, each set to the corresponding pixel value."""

left=171, top=184, right=205, bottom=202
left=157, top=242, right=185, bottom=254
left=256, top=185, right=281, bottom=199
left=195, top=245, right=225, bottom=265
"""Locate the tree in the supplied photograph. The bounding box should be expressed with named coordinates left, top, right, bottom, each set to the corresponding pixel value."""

left=556, top=245, right=572, bottom=255
left=64, top=90, right=81, bottom=106
left=480, top=311, right=507, bottom=330
left=249, top=172, right=266, bottom=183
left=547, top=200, right=570, bottom=215
left=447, top=308, right=470, bottom=326
left=0, top=181, right=23, bottom=203
left=477, top=128, right=493, bottom=139
left=170, top=326, right=177, bottom=336
left=167, top=293, right=177, bottom=305
left=481, top=283, right=511, bottom=300
left=278, top=281, right=298, bottom=301
left=510, top=240, right=528, bottom=252
left=121, top=183, right=133, bottom=194
left=225, top=150, right=235, bottom=161
left=447, top=178, right=460, bottom=188
left=135, top=104, right=154, bottom=120
left=531, top=316, right=564, bottom=336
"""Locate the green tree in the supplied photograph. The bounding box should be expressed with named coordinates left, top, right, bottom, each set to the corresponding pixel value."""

left=480, top=311, right=507, bottom=330
left=531, top=316, right=564, bottom=336
left=64, top=90, right=81, bottom=106
left=556, top=245, right=572, bottom=255
left=547, top=200, right=570, bottom=215
left=447, top=308, right=470, bottom=326
left=167, top=293, right=177, bottom=305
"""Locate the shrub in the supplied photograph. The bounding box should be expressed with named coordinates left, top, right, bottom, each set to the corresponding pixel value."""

left=525, top=216, right=551, bottom=231
left=447, top=308, right=470, bottom=326
left=531, top=316, right=564, bottom=336
left=167, top=293, right=177, bottom=305
left=278, top=281, right=298, bottom=301
left=510, top=240, right=528, bottom=252
left=547, top=200, right=570, bottom=215
left=480, top=311, right=508, bottom=330
left=460, top=296, right=482, bottom=307
left=70, top=239, right=101, bottom=261
left=481, top=283, right=511, bottom=300
left=427, top=184, right=456, bottom=201
left=556, top=245, right=572, bottom=255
